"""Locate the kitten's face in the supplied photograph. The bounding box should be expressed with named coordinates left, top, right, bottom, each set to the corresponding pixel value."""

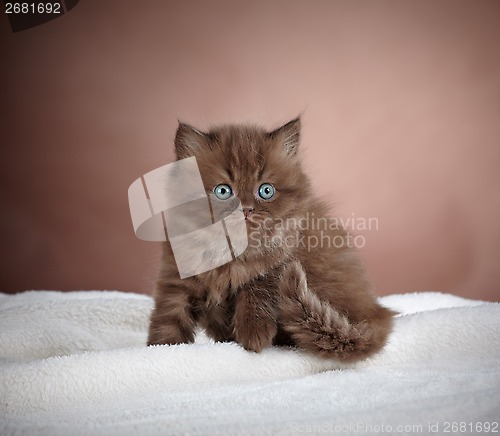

left=174, top=118, right=311, bottom=258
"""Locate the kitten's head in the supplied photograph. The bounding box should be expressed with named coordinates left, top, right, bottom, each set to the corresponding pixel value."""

left=173, top=117, right=311, bottom=257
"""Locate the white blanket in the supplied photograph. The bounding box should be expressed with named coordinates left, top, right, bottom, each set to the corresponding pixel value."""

left=0, top=290, right=499, bottom=435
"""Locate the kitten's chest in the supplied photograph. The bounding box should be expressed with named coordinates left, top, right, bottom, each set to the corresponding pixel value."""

left=197, top=258, right=271, bottom=304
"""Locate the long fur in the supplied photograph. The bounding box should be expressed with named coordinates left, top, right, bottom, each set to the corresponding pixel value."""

left=148, top=118, right=396, bottom=362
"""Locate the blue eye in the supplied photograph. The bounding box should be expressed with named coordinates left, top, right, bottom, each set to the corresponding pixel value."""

left=258, top=183, right=275, bottom=200
left=214, top=184, right=233, bottom=200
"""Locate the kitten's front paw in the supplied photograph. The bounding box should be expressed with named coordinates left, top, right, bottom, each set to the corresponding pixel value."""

left=234, top=317, right=277, bottom=353
left=147, top=322, right=194, bottom=346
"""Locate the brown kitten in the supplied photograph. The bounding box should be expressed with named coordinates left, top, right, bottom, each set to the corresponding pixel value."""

left=148, top=117, right=395, bottom=362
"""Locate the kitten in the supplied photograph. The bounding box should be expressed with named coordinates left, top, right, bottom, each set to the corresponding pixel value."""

left=148, top=117, right=395, bottom=362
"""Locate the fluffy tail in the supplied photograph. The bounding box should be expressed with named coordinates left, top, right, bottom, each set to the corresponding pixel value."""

left=278, top=265, right=395, bottom=363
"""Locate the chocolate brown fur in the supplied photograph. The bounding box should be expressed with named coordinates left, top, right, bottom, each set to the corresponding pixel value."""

left=148, top=118, right=395, bottom=362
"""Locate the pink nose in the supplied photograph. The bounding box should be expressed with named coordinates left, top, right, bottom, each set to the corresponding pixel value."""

left=242, top=207, right=254, bottom=219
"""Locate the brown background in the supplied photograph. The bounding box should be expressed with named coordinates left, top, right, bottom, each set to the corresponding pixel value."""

left=1, top=0, right=499, bottom=301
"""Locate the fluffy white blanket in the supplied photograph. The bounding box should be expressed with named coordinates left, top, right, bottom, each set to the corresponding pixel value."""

left=0, top=291, right=499, bottom=435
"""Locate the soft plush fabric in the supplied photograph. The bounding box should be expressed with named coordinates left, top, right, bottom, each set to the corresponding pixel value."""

left=0, top=291, right=499, bottom=435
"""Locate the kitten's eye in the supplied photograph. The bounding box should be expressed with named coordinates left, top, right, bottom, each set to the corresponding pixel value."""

left=214, top=184, right=233, bottom=200
left=258, top=183, right=275, bottom=200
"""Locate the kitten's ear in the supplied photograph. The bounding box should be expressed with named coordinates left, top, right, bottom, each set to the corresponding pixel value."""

left=268, top=117, right=301, bottom=157
left=174, top=122, right=208, bottom=160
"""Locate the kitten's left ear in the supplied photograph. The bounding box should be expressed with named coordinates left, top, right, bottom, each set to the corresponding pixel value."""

left=268, top=117, right=301, bottom=157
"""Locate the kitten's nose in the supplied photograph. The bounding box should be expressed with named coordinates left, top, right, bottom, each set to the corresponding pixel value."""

left=242, top=207, right=254, bottom=219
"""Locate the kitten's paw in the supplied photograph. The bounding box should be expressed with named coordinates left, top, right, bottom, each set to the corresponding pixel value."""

left=147, top=323, right=194, bottom=346
left=234, top=318, right=277, bottom=353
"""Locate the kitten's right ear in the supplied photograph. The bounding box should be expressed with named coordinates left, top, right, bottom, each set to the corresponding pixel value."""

left=174, top=122, right=207, bottom=160
left=268, top=117, right=301, bottom=157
